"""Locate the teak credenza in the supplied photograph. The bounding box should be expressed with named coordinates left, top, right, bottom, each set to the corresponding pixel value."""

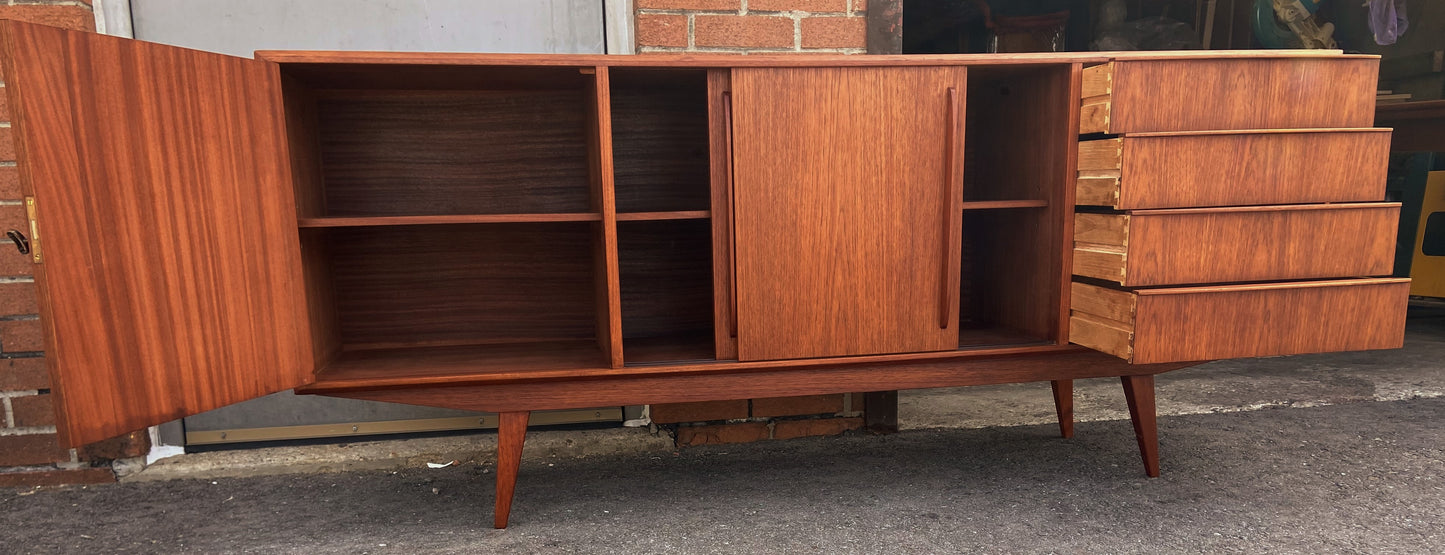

left=0, top=21, right=1409, bottom=528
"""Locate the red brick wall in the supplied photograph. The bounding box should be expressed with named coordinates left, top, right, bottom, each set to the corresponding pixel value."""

left=653, top=394, right=867, bottom=447
left=0, top=1, right=148, bottom=486
left=636, top=0, right=867, bottom=53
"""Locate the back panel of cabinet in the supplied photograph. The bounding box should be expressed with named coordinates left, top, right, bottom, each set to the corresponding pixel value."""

left=282, top=64, right=598, bottom=218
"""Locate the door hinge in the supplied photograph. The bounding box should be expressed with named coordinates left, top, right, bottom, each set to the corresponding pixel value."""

left=25, top=196, right=40, bottom=263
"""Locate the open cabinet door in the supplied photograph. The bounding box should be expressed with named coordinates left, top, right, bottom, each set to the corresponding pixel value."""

left=0, top=22, right=313, bottom=446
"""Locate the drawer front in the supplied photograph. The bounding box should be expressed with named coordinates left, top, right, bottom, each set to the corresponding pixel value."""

left=1073, top=204, right=1400, bottom=286
left=1076, top=129, right=1391, bottom=210
left=1070, top=279, right=1410, bottom=364
left=1079, top=58, right=1378, bottom=134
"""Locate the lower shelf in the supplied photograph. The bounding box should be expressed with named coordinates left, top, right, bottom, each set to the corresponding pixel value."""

left=623, top=334, right=717, bottom=366
left=317, top=340, right=610, bottom=385
left=304, top=338, right=1075, bottom=393
left=957, top=326, right=1052, bottom=349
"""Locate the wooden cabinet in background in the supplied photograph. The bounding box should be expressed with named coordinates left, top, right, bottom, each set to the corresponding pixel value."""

left=0, top=20, right=1408, bottom=528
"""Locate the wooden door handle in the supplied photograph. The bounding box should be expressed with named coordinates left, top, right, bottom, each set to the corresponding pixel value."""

left=723, top=91, right=739, bottom=337
left=940, top=87, right=961, bottom=329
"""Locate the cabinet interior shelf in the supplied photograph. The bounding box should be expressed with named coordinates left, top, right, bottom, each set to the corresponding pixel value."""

left=298, top=213, right=603, bottom=228
left=959, top=200, right=1049, bottom=210
left=317, top=340, right=611, bottom=385
left=616, top=210, right=711, bottom=222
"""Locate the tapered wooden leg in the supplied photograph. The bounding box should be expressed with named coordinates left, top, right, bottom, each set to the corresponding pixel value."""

left=1120, top=375, right=1160, bottom=477
left=494, top=411, right=530, bottom=529
left=1050, top=379, right=1074, bottom=439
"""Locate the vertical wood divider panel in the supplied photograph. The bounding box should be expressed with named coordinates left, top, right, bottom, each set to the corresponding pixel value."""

left=587, top=67, right=625, bottom=368
left=277, top=74, right=342, bottom=372
left=1059, top=63, right=1082, bottom=344
left=707, top=69, right=738, bottom=360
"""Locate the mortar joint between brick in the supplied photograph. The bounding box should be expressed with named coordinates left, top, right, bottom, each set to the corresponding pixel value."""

left=637, top=8, right=743, bottom=15
left=2, top=396, right=12, bottom=428
left=687, top=13, right=695, bottom=49
left=0, top=389, right=40, bottom=399
left=9, top=1, right=93, bottom=6
left=0, top=276, right=35, bottom=284
left=792, top=14, right=802, bottom=51
left=0, top=424, right=55, bottom=436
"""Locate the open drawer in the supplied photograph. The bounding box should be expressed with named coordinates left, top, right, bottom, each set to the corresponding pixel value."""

left=1070, top=279, right=1409, bottom=364
left=1079, top=57, right=1378, bottom=134
left=1076, top=129, right=1390, bottom=210
left=1073, top=203, right=1400, bottom=287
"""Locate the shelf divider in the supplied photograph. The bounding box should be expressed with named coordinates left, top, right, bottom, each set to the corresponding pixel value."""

left=616, top=210, right=711, bottom=222
left=298, top=213, right=602, bottom=228
left=959, top=200, right=1049, bottom=210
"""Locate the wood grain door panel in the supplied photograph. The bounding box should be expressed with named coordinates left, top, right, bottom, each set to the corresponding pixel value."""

left=731, top=67, right=966, bottom=361
left=0, top=22, right=313, bottom=446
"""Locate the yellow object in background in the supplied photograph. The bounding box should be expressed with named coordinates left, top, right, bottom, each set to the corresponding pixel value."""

left=1410, top=171, right=1445, bottom=298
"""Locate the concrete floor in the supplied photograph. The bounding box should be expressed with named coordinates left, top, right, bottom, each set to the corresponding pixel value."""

left=3, top=306, right=1442, bottom=553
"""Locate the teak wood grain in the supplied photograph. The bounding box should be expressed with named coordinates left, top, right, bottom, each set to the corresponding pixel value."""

left=280, top=77, right=342, bottom=372
left=585, top=67, right=625, bottom=368
left=494, top=411, right=529, bottom=529
left=1121, top=375, right=1160, bottom=477
left=314, top=89, right=593, bottom=216
left=617, top=219, right=715, bottom=354
left=1079, top=58, right=1378, bottom=133
left=1073, top=203, right=1401, bottom=286
left=0, top=21, right=314, bottom=446
left=1070, top=279, right=1410, bottom=364
left=325, top=224, right=599, bottom=349
left=609, top=69, right=711, bottom=213
left=1076, top=129, right=1392, bottom=209
left=614, top=210, right=710, bottom=222
left=1058, top=63, right=1084, bottom=346
left=322, top=348, right=1196, bottom=413
left=256, top=49, right=1362, bottom=68
left=958, top=66, right=1072, bottom=344
left=731, top=66, right=966, bottom=361
left=1050, top=379, right=1074, bottom=438
left=706, top=69, right=738, bottom=360
left=309, top=342, right=1078, bottom=393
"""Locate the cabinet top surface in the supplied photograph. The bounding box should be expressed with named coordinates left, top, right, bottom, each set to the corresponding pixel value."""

left=253, top=49, right=1374, bottom=67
